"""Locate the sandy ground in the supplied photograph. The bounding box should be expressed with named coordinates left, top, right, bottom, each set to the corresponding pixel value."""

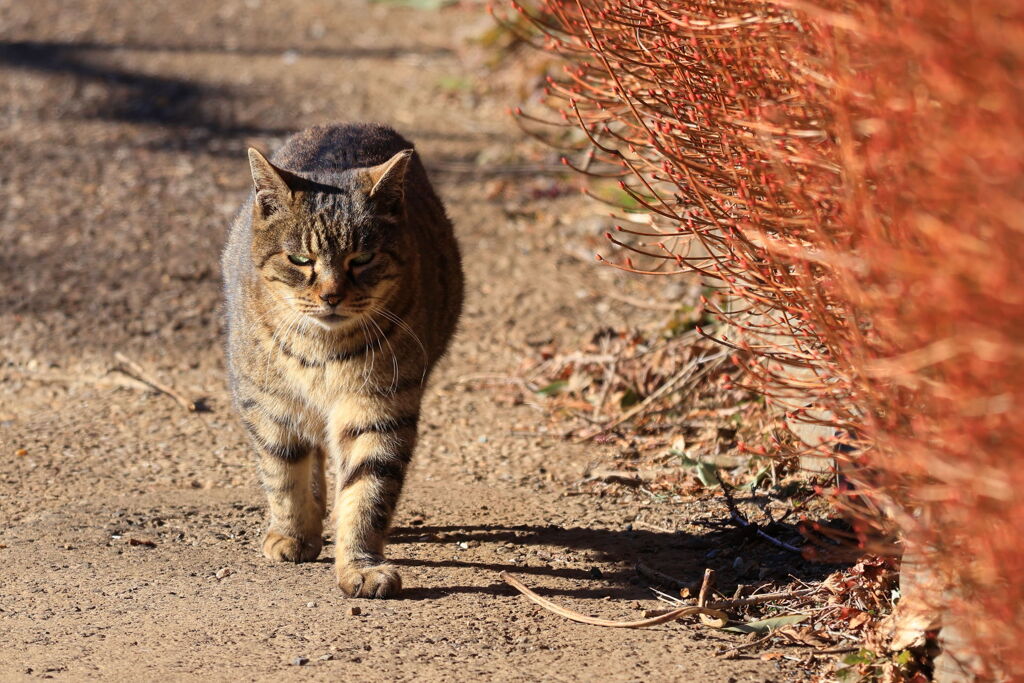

left=1, top=1, right=811, bottom=680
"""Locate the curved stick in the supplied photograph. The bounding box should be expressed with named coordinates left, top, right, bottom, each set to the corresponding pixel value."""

left=499, top=571, right=728, bottom=628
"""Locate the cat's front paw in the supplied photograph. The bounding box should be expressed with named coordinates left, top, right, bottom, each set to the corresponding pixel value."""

left=336, top=562, right=402, bottom=598
left=262, top=531, right=323, bottom=563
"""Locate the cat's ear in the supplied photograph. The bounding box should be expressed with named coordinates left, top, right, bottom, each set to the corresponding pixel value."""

left=365, top=149, right=414, bottom=205
left=248, top=148, right=292, bottom=219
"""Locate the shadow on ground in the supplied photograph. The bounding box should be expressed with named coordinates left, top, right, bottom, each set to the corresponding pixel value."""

left=390, top=522, right=842, bottom=602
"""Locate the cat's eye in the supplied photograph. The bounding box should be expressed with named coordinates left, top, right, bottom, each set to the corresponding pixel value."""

left=349, top=252, right=375, bottom=268
left=287, top=254, right=313, bottom=266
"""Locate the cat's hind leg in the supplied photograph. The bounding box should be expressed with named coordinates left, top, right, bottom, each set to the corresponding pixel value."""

left=311, top=446, right=329, bottom=521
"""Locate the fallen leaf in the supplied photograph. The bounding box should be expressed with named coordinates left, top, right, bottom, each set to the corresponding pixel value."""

left=536, top=380, right=568, bottom=397
left=722, top=614, right=809, bottom=634
left=695, top=461, right=721, bottom=487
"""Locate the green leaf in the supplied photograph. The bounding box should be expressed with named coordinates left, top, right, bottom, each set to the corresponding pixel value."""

left=744, top=466, right=771, bottom=492
left=721, top=614, right=808, bottom=634
left=536, top=380, right=567, bottom=397
left=437, top=76, right=472, bottom=93
left=673, top=451, right=699, bottom=467
left=695, top=461, right=721, bottom=487
left=894, top=649, right=913, bottom=667
left=619, top=387, right=642, bottom=408
left=842, top=649, right=877, bottom=666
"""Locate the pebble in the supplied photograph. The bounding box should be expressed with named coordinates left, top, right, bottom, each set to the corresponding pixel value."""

left=348, top=605, right=361, bottom=616
left=215, top=567, right=232, bottom=579
left=292, top=656, right=309, bottom=666
left=318, top=654, right=334, bottom=661
left=306, top=601, right=316, bottom=608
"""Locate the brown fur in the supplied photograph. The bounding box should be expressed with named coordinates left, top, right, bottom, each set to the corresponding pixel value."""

left=222, top=123, right=463, bottom=597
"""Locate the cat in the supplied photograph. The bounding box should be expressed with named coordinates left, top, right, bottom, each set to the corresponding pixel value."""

left=222, top=123, right=463, bottom=597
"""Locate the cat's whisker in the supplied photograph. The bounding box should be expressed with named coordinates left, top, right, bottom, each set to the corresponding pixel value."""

left=364, top=311, right=399, bottom=393
left=357, top=317, right=379, bottom=394
left=371, top=305, right=429, bottom=387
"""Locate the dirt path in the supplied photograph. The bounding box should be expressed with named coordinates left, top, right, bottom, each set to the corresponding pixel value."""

left=1, top=2, right=805, bottom=680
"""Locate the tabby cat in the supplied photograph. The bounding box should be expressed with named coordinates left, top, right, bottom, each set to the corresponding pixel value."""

left=222, top=123, right=463, bottom=598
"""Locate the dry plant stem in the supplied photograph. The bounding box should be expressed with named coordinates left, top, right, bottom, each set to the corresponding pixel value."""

left=634, top=560, right=689, bottom=591
left=111, top=352, right=196, bottom=412
left=704, top=589, right=814, bottom=609
left=698, top=568, right=715, bottom=607
left=591, top=356, right=619, bottom=419
left=500, top=571, right=728, bottom=628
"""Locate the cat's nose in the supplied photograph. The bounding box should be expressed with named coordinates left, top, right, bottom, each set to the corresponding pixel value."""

left=320, top=291, right=342, bottom=306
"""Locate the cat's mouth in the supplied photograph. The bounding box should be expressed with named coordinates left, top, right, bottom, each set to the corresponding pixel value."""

left=309, top=312, right=348, bottom=328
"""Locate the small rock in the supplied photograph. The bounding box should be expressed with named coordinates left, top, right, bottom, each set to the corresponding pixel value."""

left=589, top=567, right=604, bottom=579
left=306, top=601, right=316, bottom=608
left=348, top=606, right=361, bottom=616
left=215, top=567, right=232, bottom=579
left=317, top=654, right=333, bottom=661
left=292, top=656, right=309, bottom=666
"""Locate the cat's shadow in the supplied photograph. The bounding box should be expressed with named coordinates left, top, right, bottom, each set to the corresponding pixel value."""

left=371, top=522, right=843, bottom=602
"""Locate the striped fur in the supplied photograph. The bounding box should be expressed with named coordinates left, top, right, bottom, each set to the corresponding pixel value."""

left=222, top=124, right=463, bottom=598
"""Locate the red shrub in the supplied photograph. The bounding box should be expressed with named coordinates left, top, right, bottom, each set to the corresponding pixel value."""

left=508, top=0, right=1024, bottom=674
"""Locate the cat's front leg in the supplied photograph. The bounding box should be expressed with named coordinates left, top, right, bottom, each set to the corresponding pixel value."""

left=258, top=447, right=325, bottom=563
left=240, top=408, right=325, bottom=563
left=330, top=396, right=420, bottom=598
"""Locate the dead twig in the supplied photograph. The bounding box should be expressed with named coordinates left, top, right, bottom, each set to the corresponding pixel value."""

left=111, top=352, right=196, bottom=412
left=592, top=289, right=682, bottom=312
left=698, top=568, right=715, bottom=607
left=500, top=571, right=728, bottom=628
left=717, top=632, right=776, bottom=658
left=631, top=519, right=676, bottom=534
left=698, top=568, right=729, bottom=627
left=705, top=589, right=815, bottom=609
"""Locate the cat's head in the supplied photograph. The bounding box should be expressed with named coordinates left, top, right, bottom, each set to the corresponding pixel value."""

left=245, top=147, right=413, bottom=330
